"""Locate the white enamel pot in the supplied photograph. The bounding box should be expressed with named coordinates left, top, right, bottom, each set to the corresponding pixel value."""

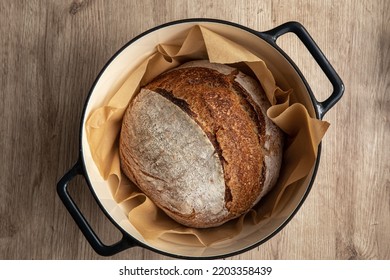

left=57, top=19, right=344, bottom=259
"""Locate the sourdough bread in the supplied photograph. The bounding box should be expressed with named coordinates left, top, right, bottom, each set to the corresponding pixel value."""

left=119, top=60, right=283, bottom=228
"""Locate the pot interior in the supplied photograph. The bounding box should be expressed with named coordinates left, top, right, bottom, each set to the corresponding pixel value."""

left=81, top=20, right=317, bottom=258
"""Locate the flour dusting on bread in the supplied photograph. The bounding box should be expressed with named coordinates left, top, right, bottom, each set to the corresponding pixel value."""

left=119, top=60, right=283, bottom=228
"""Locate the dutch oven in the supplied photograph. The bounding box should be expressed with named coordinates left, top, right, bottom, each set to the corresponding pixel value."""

left=57, top=19, right=344, bottom=259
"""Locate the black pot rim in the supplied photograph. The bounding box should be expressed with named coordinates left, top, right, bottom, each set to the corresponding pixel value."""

left=77, top=18, right=323, bottom=259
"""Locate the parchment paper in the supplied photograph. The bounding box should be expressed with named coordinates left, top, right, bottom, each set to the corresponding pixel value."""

left=86, top=25, right=329, bottom=246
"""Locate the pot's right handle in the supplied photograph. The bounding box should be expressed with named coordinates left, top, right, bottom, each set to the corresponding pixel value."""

left=57, top=159, right=137, bottom=256
left=263, top=21, right=344, bottom=118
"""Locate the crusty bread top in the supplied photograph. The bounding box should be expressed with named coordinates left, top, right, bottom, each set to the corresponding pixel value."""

left=176, top=60, right=283, bottom=201
left=144, top=63, right=266, bottom=216
left=120, top=60, right=283, bottom=228
left=120, top=89, right=228, bottom=227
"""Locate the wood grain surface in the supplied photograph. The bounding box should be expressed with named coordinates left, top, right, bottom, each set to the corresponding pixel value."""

left=0, top=0, right=389, bottom=260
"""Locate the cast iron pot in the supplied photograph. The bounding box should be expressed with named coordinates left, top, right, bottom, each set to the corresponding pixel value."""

left=57, top=19, right=344, bottom=259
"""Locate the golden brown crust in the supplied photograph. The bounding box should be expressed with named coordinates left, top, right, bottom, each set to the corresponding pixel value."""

left=145, top=67, right=265, bottom=216
left=120, top=88, right=230, bottom=228
left=119, top=61, right=283, bottom=228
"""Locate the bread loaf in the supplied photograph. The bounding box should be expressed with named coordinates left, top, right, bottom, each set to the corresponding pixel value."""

left=119, top=60, right=283, bottom=228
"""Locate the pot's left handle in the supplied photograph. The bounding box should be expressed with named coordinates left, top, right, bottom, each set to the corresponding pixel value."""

left=57, top=159, right=137, bottom=256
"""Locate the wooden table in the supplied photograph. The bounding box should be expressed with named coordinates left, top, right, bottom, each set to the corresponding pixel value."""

left=1, top=0, right=389, bottom=260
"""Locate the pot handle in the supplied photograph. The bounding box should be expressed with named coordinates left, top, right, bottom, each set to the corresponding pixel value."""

left=263, top=21, right=344, bottom=118
left=57, top=159, right=137, bottom=256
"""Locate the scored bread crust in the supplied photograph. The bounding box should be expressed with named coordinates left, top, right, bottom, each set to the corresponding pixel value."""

left=119, top=60, right=283, bottom=228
